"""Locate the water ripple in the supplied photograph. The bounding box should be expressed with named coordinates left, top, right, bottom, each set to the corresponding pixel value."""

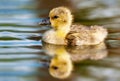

left=0, top=40, right=42, bottom=47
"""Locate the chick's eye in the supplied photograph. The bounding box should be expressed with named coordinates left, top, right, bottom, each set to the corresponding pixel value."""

left=51, top=66, right=58, bottom=70
left=53, top=15, right=59, bottom=19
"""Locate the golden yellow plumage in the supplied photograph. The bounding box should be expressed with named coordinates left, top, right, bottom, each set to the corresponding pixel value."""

left=41, top=6, right=108, bottom=45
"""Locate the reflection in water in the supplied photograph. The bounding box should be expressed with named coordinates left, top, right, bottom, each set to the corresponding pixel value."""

left=66, top=42, right=108, bottom=62
left=43, top=42, right=108, bottom=62
left=49, top=46, right=73, bottom=79
left=43, top=42, right=108, bottom=79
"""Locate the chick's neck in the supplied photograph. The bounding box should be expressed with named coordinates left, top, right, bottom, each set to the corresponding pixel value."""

left=55, top=21, right=71, bottom=38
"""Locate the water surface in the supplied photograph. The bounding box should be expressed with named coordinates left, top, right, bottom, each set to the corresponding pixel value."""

left=0, top=0, right=120, bottom=81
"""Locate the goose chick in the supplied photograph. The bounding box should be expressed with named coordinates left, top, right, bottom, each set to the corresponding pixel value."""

left=41, top=7, right=108, bottom=45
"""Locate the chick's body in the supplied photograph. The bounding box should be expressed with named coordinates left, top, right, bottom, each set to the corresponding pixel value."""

left=66, top=25, right=107, bottom=45
left=42, top=7, right=108, bottom=45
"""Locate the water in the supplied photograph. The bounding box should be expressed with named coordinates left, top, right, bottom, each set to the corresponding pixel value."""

left=0, top=0, right=120, bottom=81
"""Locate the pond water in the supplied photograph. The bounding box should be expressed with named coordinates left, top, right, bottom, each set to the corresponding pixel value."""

left=0, top=0, right=120, bottom=81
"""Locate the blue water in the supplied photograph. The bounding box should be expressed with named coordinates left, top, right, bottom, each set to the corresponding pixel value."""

left=0, top=0, right=50, bottom=81
left=0, top=0, right=120, bottom=81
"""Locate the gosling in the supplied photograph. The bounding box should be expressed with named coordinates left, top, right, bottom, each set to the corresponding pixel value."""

left=40, top=7, right=108, bottom=46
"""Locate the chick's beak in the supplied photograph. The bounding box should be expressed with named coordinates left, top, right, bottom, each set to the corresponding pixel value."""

left=39, top=17, right=51, bottom=25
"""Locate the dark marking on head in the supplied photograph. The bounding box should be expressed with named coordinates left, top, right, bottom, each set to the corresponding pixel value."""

left=63, top=20, right=67, bottom=22
left=52, top=15, right=59, bottom=19
left=51, top=66, right=59, bottom=70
